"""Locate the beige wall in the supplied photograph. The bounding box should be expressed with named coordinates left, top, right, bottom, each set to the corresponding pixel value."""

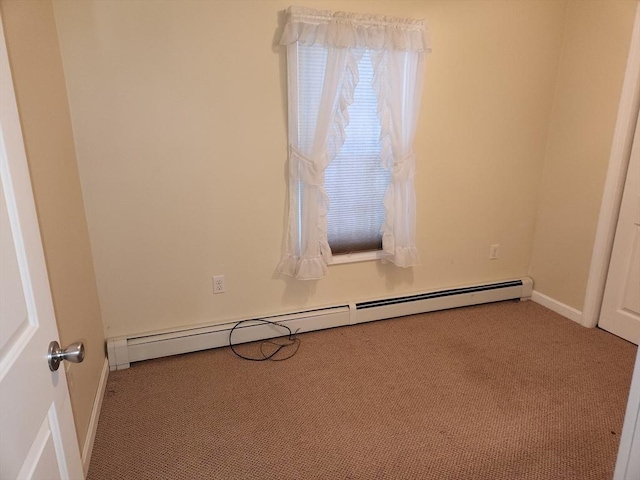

left=0, top=0, right=105, bottom=450
left=0, top=0, right=634, bottom=458
left=529, top=1, right=637, bottom=311
left=51, top=0, right=569, bottom=339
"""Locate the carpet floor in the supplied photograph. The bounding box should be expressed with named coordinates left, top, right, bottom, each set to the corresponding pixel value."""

left=87, top=301, right=637, bottom=479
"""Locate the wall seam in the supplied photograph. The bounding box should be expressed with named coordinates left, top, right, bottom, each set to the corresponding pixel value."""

left=525, top=0, right=570, bottom=283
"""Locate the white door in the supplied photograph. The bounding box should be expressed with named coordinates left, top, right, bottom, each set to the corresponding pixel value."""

left=599, top=113, right=640, bottom=345
left=0, top=18, right=84, bottom=480
left=614, top=346, right=640, bottom=480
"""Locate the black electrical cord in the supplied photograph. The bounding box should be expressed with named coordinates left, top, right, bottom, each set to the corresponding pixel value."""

left=229, top=319, right=300, bottom=361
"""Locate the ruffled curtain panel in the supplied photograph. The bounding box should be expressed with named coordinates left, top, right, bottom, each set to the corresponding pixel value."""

left=278, top=6, right=430, bottom=280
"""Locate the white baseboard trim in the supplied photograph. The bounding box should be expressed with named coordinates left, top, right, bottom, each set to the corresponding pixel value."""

left=531, top=290, right=583, bottom=325
left=81, top=357, right=109, bottom=476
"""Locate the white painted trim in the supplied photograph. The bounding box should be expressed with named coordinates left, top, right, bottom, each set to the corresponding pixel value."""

left=81, top=358, right=109, bottom=476
left=614, top=346, right=640, bottom=480
left=531, top=290, right=582, bottom=324
left=330, top=250, right=385, bottom=265
left=107, top=338, right=129, bottom=372
left=583, top=3, right=640, bottom=329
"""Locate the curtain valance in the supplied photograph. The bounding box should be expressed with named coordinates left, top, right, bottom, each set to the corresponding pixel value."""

left=279, top=6, right=430, bottom=52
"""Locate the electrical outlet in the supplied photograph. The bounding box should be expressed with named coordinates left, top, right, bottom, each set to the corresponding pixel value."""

left=213, top=275, right=226, bottom=294
left=489, top=244, right=500, bottom=260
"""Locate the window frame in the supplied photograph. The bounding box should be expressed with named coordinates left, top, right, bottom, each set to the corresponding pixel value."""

left=331, top=250, right=388, bottom=265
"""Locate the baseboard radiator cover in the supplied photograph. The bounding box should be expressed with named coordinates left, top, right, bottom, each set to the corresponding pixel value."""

left=107, top=277, right=533, bottom=370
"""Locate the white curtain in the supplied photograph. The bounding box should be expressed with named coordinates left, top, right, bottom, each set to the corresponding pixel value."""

left=278, top=6, right=430, bottom=279
left=371, top=49, right=425, bottom=267
left=278, top=46, right=361, bottom=279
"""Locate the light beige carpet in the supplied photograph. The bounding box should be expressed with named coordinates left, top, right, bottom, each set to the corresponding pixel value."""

left=88, top=301, right=637, bottom=479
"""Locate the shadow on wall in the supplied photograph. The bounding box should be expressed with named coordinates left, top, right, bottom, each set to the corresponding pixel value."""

left=273, top=7, right=295, bottom=298
left=272, top=9, right=288, bottom=123
left=281, top=277, right=319, bottom=306
left=377, top=261, right=415, bottom=291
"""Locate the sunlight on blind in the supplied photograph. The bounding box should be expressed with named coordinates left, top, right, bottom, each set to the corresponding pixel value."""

left=297, top=48, right=389, bottom=255
left=325, top=51, right=388, bottom=254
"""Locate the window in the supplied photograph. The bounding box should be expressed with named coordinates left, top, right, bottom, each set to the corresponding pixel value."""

left=278, top=6, right=430, bottom=280
left=325, top=50, right=389, bottom=255
left=299, top=47, right=389, bottom=255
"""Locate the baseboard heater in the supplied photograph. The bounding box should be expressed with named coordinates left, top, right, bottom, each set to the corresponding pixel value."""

left=107, top=277, right=533, bottom=370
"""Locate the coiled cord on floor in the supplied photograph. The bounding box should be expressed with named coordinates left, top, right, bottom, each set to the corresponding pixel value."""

left=229, top=319, right=300, bottom=361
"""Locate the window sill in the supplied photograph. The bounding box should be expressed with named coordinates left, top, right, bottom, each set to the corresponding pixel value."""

left=330, top=250, right=386, bottom=265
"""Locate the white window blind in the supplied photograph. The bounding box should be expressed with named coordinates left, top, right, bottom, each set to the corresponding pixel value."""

left=297, top=47, right=389, bottom=255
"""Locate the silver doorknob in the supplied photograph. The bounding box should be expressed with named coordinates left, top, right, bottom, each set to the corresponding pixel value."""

left=48, top=341, right=85, bottom=371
